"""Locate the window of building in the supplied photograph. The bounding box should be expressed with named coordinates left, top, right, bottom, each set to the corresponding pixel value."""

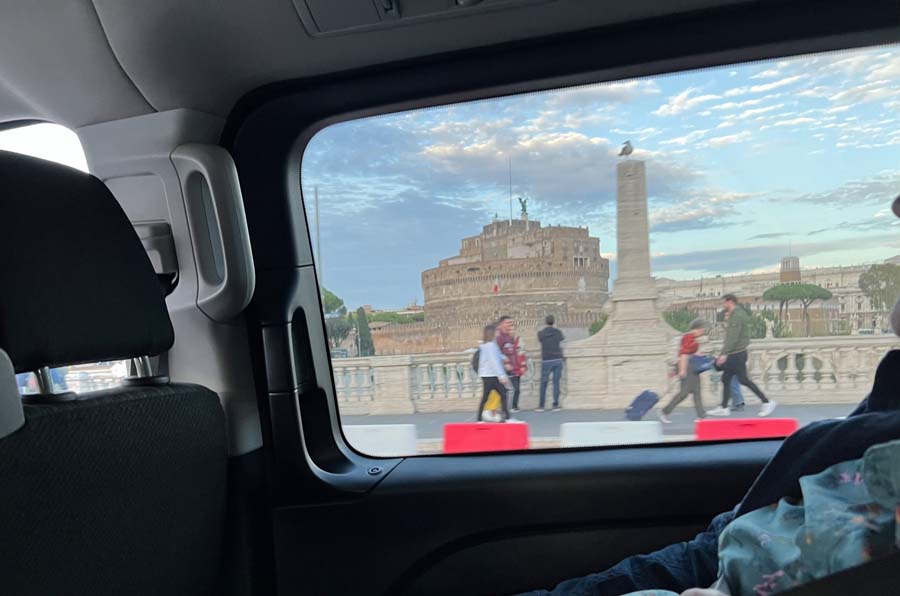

left=302, top=44, right=900, bottom=457
left=1, top=123, right=129, bottom=396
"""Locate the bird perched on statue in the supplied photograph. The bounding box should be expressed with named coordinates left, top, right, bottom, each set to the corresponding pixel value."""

left=619, top=140, right=633, bottom=157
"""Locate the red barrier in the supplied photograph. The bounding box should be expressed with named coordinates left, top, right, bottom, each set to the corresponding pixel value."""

left=695, top=418, right=799, bottom=441
left=443, top=423, right=530, bottom=454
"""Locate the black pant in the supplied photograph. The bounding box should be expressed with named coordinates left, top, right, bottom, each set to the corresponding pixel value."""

left=721, top=350, right=768, bottom=407
left=510, top=376, right=521, bottom=409
left=477, top=377, right=510, bottom=421
left=662, top=371, right=704, bottom=418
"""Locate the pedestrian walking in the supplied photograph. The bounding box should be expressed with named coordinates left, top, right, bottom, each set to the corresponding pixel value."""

left=660, top=318, right=709, bottom=422
left=476, top=324, right=513, bottom=422
left=537, top=315, right=565, bottom=411
left=720, top=309, right=746, bottom=412
left=708, top=294, right=777, bottom=417
left=497, top=316, right=526, bottom=413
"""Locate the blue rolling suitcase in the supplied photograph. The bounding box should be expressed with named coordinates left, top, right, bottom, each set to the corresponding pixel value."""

left=625, top=390, right=659, bottom=421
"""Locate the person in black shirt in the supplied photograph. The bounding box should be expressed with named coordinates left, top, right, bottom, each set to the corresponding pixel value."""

left=537, top=315, right=565, bottom=411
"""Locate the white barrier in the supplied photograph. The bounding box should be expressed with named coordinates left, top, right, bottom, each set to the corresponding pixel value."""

left=343, top=424, right=418, bottom=457
left=559, top=421, right=665, bottom=448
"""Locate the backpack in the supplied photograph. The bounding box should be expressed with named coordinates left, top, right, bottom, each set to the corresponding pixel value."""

left=471, top=347, right=480, bottom=372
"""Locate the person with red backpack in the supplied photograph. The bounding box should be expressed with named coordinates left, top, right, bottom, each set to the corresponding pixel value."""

left=497, top=316, right=528, bottom=413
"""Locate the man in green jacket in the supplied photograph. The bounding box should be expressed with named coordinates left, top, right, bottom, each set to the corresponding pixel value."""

left=707, top=294, right=777, bottom=417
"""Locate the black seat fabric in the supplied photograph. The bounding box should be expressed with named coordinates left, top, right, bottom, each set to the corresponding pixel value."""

left=0, top=151, right=228, bottom=595
left=0, top=385, right=227, bottom=596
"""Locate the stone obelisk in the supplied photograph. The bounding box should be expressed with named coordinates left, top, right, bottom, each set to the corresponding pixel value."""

left=563, top=158, right=674, bottom=408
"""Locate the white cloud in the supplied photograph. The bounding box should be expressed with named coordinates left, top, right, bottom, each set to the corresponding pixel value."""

left=649, top=190, right=759, bottom=233
left=611, top=127, right=660, bottom=141
left=654, top=88, right=721, bottom=116
left=716, top=120, right=736, bottom=129
left=825, top=105, right=851, bottom=114
left=736, top=104, right=784, bottom=119
left=772, top=117, right=817, bottom=127
left=829, top=81, right=898, bottom=105
left=867, top=55, right=900, bottom=82
left=725, top=75, right=806, bottom=97
left=751, top=68, right=783, bottom=79
left=659, top=129, right=710, bottom=146
left=796, top=86, right=831, bottom=99
left=751, top=75, right=807, bottom=93
left=706, top=131, right=753, bottom=147
left=710, top=98, right=764, bottom=111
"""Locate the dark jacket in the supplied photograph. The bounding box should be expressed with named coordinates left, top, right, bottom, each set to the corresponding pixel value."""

left=538, top=326, right=565, bottom=361
left=520, top=350, right=900, bottom=595
left=721, top=306, right=752, bottom=355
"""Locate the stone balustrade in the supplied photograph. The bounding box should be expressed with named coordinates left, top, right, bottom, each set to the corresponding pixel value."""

left=330, top=335, right=898, bottom=415
left=691, top=335, right=898, bottom=405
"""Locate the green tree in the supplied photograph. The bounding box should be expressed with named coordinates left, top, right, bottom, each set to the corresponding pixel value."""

left=859, top=263, right=900, bottom=313
left=588, top=313, right=608, bottom=336
left=356, top=307, right=375, bottom=356
left=762, top=283, right=833, bottom=337
left=369, top=312, right=425, bottom=324
left=752, top=308, right=790, bottom=338
left=322, top=288, right=346, bottom=316
left=663, top=308, right=698, bottom=333
left=325, top=317, right=352, bottom=349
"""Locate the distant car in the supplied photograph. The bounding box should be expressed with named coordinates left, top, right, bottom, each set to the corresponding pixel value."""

left=857, top=328, right=875, bottom=335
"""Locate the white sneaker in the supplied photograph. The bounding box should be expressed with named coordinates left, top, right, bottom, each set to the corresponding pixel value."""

left=535, top=408, right=545, bottom=412
left=759, top=401, right=778, bottom=417
left=511, top=408, right=520, bottom=413
left=506, top=418, right=526, bottom=424
left=707, top=406, right=731, bottom=417
left=658, top=411, right=672, bottom=424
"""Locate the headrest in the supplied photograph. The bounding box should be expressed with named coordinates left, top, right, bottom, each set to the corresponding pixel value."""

left=0, top=349, right=24, bottom=439
left=0, top=151, right=174, bottom=373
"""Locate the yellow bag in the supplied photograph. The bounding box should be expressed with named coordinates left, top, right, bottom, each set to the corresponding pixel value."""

left=484, top=389, right=502, bottom=411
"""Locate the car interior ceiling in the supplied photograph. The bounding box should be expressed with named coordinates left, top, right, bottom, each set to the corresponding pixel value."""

left=1, top=1, right=900, bottom=595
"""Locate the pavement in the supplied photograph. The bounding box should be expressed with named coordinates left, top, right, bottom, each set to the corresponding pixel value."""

left=342, top=403, right=854, bottom=440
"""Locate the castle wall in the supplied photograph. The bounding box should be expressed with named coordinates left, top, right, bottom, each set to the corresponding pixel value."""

left=372, top=313, right=597, bottom=355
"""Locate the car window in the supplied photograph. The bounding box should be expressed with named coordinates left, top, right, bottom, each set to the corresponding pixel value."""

left=1, top=123, right=130, bottom=395
left=301, top=44, right=900, bottom=456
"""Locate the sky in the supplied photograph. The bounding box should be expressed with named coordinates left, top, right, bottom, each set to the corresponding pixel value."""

left=0, top=123, right=88, bottom=171
left=302, top=44, right=900, bottom=311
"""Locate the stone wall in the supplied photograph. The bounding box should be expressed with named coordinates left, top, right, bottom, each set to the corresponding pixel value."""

left=423, top=259, right=609, bottom=322
left=371, top=313, right=597, bottom=355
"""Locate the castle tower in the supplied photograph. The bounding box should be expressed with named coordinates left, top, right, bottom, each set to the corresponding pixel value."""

left=780, top=256, right=800, bottom=284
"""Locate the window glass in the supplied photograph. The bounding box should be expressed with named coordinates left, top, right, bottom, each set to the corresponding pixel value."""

left=302, top=45, right=900, bottom=456
left=1, top=123, right=129, bottom=395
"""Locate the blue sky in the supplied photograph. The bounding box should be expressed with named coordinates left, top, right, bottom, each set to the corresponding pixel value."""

left=301, top=45, right=900, bottom=311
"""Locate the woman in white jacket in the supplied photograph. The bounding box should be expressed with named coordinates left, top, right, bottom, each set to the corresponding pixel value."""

left=476, top=324, right=512, bottom=422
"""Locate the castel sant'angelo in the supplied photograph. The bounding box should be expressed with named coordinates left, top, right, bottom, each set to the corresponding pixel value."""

left=372, top=212, right=611, bottom=354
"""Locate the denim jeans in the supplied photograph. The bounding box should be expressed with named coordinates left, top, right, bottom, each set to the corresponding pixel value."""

left=540, top=360, right=564, bottom=408
left=729, top=376, right=745, bottom=407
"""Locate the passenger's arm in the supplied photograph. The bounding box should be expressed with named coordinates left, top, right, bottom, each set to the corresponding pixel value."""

left=516, top=509, right=734, bottom=596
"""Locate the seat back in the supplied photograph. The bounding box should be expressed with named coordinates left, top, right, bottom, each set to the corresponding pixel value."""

left=0, top=151, right=228, bottom=596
